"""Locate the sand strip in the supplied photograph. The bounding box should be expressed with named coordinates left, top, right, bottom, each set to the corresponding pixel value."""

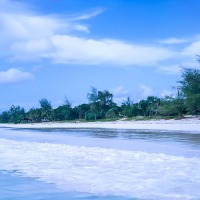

left=1, top=118, right=200, bottom=132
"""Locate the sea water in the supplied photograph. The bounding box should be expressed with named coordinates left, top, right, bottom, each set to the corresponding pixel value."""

left=0, top=127, right=200, bottom=200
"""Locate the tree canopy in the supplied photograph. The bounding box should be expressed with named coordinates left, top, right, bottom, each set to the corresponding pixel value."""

left=179, top=67, right=200, bottom=114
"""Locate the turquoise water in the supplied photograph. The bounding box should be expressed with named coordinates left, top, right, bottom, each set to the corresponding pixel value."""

left=1, top=127, right=200, bottom=200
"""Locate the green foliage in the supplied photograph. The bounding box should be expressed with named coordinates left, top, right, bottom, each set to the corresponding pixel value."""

left=146, top=96, right=160, bottom=116
left=39, top=98, right=52, bottom=111
left=139, top=100, right=148, bottom=116
left=129, top=104, right=141, bottom=117
left=0, top=111, right=10, bottom=123
left=54, top=97, right=77, bottom=121
left=26, top=108, right=42, bottom=122
left=179, top=67, right=200, bottom=114
left=87, top=87, right=98, bottom=103
left=76, top=104, right=90, bottom=119
left=8, top=105, right=25, bottom=124
left=105, top=107, right=119, bottom=118
left=87, top=87, right=116, bottom=120
left=158, top=97, right=179, bottom=116
left=173, top=88, right=186, bottom=116
left=85, top=113, right=98, bottom=120
left=1, top=65, right=200, bottom=124
left=121, top=97, right=134, bottom=117
left=39, top=98, right=53, bottom=121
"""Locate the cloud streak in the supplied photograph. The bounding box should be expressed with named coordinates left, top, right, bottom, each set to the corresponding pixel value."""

left=72, top=8, right=105, bottom=21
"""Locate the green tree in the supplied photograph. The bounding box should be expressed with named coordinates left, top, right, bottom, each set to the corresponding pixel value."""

left=27, top=108, right=42, bottom=122
left=0, top=111, right=10, bottom=123
left=173, top=87, right=186, bottom=117
left=87, top=87, right=99, bottom=120
left=98, top=90, right=115, bottom=117
left=179, top=67, right=200, bottom=114
left=129, top=103, right=141, bottom=117
left=9, top=105, right=25, bottom=123
left=76, top=104, right=90, bottom=119
left=158, top=86, right=186, bottom=118
left=105, top=106, right=120, bottom=119
left=146, top=96, right=160, bottom=117
left=54, top=105, right=72, bottom=120
left=39, top=98, right=52, bottom=121
left=87, top=87, right=115, bottom=120
left=54, top=97, right=77, bottom=121
left=139, top=100, right=148, bottom=116
left=121, top=97, right=133, bottom=117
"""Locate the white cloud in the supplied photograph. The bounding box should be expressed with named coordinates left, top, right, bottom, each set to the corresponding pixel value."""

left=111, top=86, right=129, bottom=105
left=0, top=0, right=174, bottom=67
left=73, top=24, right=89, bottom=33
left=111, top=86, right=128, bottom=97
left=139, top=84, right=154, bottom=98
left=159, top=37, right=187, bottom=45
left=157, top=36, right=200, bottom=74
left=0, top=12, right=88, bottom=41
left=10, top=37, right=55, bottom=61
left=182, top=40, right=200, bottom=56
left=0, top=0, right=90, bottom=44
left=10, top=35, right=174, bottom=66
left=1, top=0, right=200, bottom=73
left=113, top=85, right=159, bottom=103
left=0, top=68, right=34, bottom=84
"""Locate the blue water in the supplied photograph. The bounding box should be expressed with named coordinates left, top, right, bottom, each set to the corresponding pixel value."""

left=0, top=170, right=132, bottom=200
left=1, top=127, right=200, bottom=200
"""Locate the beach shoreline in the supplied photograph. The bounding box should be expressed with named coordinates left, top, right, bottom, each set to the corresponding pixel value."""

left=1, top=117, right=200, bottom=133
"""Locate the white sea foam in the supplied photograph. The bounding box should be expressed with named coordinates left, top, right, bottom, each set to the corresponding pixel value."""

left=0, top=138, right=200, bottom=200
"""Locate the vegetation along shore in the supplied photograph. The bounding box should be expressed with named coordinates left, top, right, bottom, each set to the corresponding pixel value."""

left=0, top=67, right=199, bottom=124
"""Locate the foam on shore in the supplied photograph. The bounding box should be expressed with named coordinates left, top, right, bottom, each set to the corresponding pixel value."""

left=1, top=138, right=200, bottom=199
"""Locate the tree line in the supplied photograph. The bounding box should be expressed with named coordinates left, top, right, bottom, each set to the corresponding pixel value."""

left=0, top=67, right=199, bottom=124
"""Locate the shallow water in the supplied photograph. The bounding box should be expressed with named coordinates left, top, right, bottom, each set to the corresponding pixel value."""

left=0, top=127, right=200, bottom=200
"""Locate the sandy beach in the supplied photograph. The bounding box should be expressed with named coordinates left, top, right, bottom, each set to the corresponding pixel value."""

left=1, top=117, right=200, bottom=132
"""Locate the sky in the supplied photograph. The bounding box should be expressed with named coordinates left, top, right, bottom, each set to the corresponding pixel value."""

left=1, top=0, right=200, bottom=111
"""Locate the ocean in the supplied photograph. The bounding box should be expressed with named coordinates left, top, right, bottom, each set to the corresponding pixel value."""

left=0, top=127, right=200, bottom=200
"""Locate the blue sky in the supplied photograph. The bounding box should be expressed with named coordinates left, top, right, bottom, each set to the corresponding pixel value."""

left=1, top=0, right=200, bottom=111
